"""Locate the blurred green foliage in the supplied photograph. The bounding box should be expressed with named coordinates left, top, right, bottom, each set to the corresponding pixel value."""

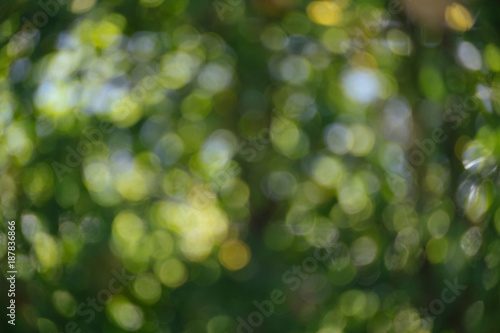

left=1, top=0, right=500, bottom=332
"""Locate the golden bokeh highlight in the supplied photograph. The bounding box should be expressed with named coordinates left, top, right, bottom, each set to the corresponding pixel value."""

left=445, top=3, right=474, bottom=32
left=307, top=1, right=343, bottom=26
left=218, top=240, right=251, bottom=270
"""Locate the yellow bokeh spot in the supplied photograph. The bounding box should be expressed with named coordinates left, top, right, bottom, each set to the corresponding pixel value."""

left=34, top=232, right=60, bottom=271
left=148, top=230, right=174, bottom=259
left=91, top=20, right=121, bottom=48
left=427, top=210, right=450, bottom=238
left=221, top=179, right=250, bottom=208
left=307, top=1, right=342, bottom=26
left=37, top=318, right=58, bottom=333
left=218, top=240, right=250, bottom=270
left=107, top=296, right=144, bottom=331
left=340, top=289, right=367, bottom=317
left=338, top=176, right=369, bottom=214
left=485, top=44, right=500, bottom=72
left=110, top=96, right=143, bottom=128
left=350, top=124, right=375, bottom=156
left=386, top=29, right=412, bottom=56
left=84, top=161, right=112, bottom=193
left=271, top=119, right=303, bottom=156
left=115, top=168, right=148, bottom=201
left=445, top=3, right=474, bottom=32
left=160, top=51, right=201, bottom=90
left=426, top=238, right=448, bottom=264
left=321, top=28, right=350, bottom=54
left=112, top=211, right=145, bottom=255
left=22, top=163, right=54, bottom=205
left=140, top=0, right=165, bottom=7
left=52, top=290, right=77, bottom=318
left=151, top=200, right=229, bottom=262
left=312, top=155, right=345, bottom=189
left=133, top=273, right=162, bottom=304
left=71, top=0, right=97, bottom=14
left=156, top=259, right=188, bottom=288
left=6, top=123, right=34, bottom=165
left=350, top=52, right=378, bottom=69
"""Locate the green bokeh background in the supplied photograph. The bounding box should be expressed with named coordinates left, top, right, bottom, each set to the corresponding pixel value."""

left=1, top=0, right=500, bottom=332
